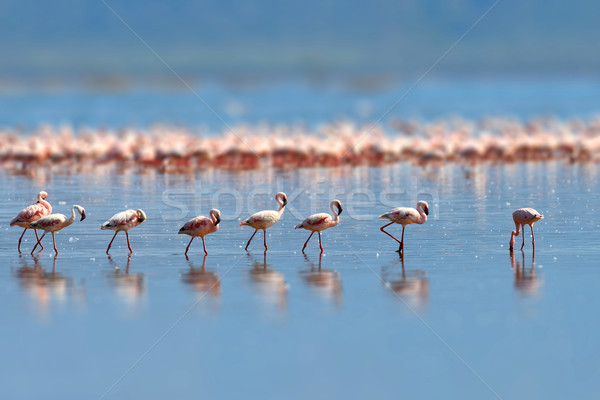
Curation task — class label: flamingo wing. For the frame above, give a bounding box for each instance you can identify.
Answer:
[11,202,50,225]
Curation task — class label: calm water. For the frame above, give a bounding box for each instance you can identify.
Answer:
[1,162,599,399]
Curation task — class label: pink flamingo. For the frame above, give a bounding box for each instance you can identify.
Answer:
[30,205,86,254]
[10,191,52,252]
[178,209,221,255]
[101,209,147,254]
[379,201,429,253]
[240,192,287,252]
[509,208,544,251]
[295,200,342,254]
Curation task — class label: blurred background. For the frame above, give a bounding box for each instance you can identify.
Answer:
[1,0,599,129]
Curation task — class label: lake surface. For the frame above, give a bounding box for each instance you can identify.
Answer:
[1,162,598,399]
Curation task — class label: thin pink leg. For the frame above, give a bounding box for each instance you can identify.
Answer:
[17,228,27,252]
[318,232,323,254]
[302,232,315,252]
[201,236,207,255]
[520,224,525,250]
[34,229,43,250]
[31,232,46,254]
[263,229,268,251]
[400,226,406,252]
[125,232,133,253]
[245,230,258,251]
[52,232,58,254]
[381,222,404,252]
[530,225,535,248]
[185,237,194,255]
[106,231,118,254]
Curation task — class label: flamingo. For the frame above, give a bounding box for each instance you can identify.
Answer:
[295,200,342,253]
[509,208,544,251]
[178,209,221,255]
[10,191,52,252]
[379,201,429,253]
[30,205,86,254]
[101,209,147,254]
[240,192,287,252]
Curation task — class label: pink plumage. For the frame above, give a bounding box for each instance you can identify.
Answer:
[30,205,86,254]
[509,208,544,251]
[10,191,52,252]
[178,209,221,255]
[379,200,429,253]
[101,209,147,254]
[240,192,287,252]
[295,200,342,254]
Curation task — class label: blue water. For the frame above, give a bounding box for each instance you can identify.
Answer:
[2,79,600,130]
[1,162,599,399]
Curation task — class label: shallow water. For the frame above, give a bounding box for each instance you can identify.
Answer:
[1,162,599,399]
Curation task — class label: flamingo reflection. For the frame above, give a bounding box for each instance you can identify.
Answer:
[14,254,84,315]
[181,255,221,297]
[247,252,287,309]
[381,253,429,307]
[300,254,342,304]
[106,255,145,305]
[510,250,543,296]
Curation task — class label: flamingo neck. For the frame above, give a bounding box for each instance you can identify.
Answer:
[277,198,286,213]
[68,206,78,224]
[210,211,219,225]
[38,196,51,213]
[416,205,428,224]
[330,203,340,222]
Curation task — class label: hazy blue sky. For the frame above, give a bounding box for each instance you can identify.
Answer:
[0,0,598,81]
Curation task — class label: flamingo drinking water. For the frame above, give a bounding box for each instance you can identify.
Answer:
[101,209,147,254]
[30,205,86,254]
[241,192,287,252]
[379,201,429,253]
[509,208,544,251]
[178,209,221,255]
[10,191,52,252]
[295,200,342,254]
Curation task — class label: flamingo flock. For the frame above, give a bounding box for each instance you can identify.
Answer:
[1,118,600,173]
[10,190,544,255]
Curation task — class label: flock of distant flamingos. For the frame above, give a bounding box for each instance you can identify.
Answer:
[10,190,544,255]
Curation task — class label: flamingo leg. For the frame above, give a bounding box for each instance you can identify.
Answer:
[530,224,535,248]
[318,231,323,254]
[263,229,268,251]
[17,228,27,252]
[520,224,525,250]
[31,232,46,254]
[245,229,258,251]
[34,229,43,250]
[106,231,118,254]
[399,226,406,253]
[302,232,315,252]
[52,232,58,254]
[381,222,404,252]
[185,237,194,255]
[125,231,133,253]
[202,236,208,255]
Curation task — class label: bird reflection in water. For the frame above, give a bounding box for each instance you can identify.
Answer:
[181,255,221,297]
[381,253,429,309]
[300,254,342,305]
[106,255,145,306]
[14,254,84,315]
[510,250,543,297]
[248,252,287,309]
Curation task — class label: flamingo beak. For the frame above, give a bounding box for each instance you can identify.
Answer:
[178,226,185,234]
[80,211,87,221]
[338,205,343,215]
[283,198,288,206]
[215,215,221,226]
[424,206,429,216]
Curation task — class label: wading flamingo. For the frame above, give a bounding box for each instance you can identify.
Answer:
[101,209,147,254]
[241,192,287,252]
[509,208,544,251]
[178,209,221,255]
[10,191,52,252]
[379,201,429,253]
[295,200,342,254]
[30,205,86,254]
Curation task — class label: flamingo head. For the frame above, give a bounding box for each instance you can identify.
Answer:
[136,209,147,222]
[210,209,221,226]
[332,199,343,215]
[276,192,287,207]
[38,191,48,201]
[417,201,429,215]
[74,205,86,221]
